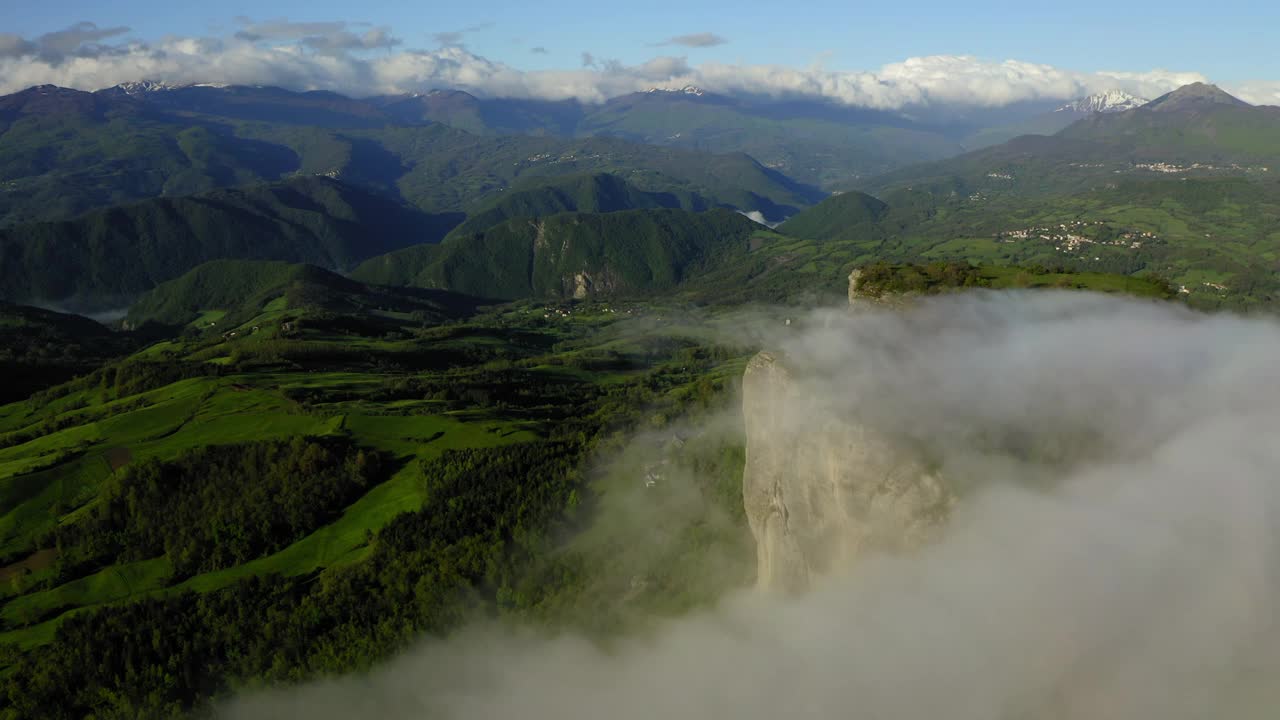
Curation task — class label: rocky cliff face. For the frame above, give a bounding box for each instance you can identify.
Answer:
[741,350,952,593]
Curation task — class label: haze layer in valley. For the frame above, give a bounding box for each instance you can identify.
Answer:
[223,291,1280,720]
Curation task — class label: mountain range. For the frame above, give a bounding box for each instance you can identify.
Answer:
[0,84,817,229]
[3,73,1279,719]
[861,83,1280,199]
[17,79,1079,190]
[2,81,1278,310]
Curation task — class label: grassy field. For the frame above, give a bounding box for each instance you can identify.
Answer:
[0,290,748,655]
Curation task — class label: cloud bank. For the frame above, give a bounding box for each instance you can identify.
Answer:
[0,20,1252,108]
[223,292,1280,719]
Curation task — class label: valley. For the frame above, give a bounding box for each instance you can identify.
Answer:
[0,36,1278,716]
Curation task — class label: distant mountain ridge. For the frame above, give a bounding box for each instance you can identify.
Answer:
[1142,82,1252,112]
[38,80,987,189]
[644,85,707,97]
[19,79,1252,197]
[0,83,816,226]
[1056,83,1276,156]
[965,90,1152,148]
[110,80,230,94]
[863,83,1280,201]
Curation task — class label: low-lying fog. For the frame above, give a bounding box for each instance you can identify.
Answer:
[223,291,1280,719]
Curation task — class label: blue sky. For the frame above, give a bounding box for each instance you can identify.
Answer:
[4,1,1278,107]
[9,0,1278,82]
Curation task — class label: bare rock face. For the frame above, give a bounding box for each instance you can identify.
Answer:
[847,268,863,305]
[742,351,952,592]
[572,272,592,300]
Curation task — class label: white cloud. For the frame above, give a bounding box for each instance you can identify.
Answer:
[1230,80,1280,106]
[0,22,1253,111]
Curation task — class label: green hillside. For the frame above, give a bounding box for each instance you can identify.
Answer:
[354,208,764,299]
[840,85,1280,307]
[0,86,299,226]
[337,126,820,220]
[442,172,706,239]
[125,259,479,328]
[784,174,1280,308]
[0,287,759,718]
[776,190,890,241]
[125,261,339,327]
[0,177,451,307]
[861,84,1280,202]
[850,261,1175,299]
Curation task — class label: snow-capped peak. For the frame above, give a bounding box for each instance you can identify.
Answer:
[113,80,183,94]
[1056,89,1148,113]
[645,85,706,97]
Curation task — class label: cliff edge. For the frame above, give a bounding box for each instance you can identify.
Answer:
[742,350,952,592]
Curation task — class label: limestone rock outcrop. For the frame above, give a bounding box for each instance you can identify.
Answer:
[742,351,952,592]
[847,268,863,305]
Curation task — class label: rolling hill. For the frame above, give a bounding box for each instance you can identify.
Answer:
[125,258,483,329]
[775,190,890,242]
[442,172,709,239]
[353,208,766,299]
[0,85,299,226]
[0,176,453,308]
[342,125,821,220]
